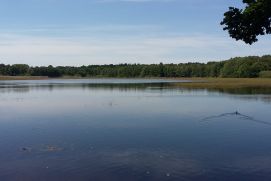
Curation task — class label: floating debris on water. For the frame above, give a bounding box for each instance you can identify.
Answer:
[21,147,31,152]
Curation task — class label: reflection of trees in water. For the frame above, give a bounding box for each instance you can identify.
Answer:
[0,87,30,93]
[180,87,271,95]
[215,87,271,95]
[230,95,271,104]
[207,87,271,104]
[201,111,271,126]
[0,83,172,93]
[1,82,271,103]
[175,87,271,104]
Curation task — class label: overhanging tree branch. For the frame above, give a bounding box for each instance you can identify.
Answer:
[221,0,271,44]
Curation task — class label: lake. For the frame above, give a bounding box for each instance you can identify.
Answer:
[0,79,271,181]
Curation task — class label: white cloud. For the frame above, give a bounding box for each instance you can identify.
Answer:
[0,27,270,66]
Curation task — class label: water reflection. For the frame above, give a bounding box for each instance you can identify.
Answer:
[0,79,271,181]
[1,79,271,104]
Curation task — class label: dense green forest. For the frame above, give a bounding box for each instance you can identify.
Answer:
[1,55,271,78]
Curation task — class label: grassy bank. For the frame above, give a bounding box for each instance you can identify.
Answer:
[0,76,48,80]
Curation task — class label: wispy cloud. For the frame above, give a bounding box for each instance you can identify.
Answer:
[0,31,270,66]
[0,24,270,66]
[1,24,163,36]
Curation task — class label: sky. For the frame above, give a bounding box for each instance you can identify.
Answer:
[0,0,270,66]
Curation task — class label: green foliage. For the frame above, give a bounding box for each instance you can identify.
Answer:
[10,64,29,76]
[1,55,271,78]
[0,64,29,76]
[30,65,60,77]
[221,0,271,44]
[220,56,271,78]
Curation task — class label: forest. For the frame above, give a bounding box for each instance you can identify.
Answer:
[1,55,271,78]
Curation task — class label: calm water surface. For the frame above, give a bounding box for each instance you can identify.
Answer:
[0,79,271,181]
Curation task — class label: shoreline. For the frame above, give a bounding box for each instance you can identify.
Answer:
[1,76,271,88]
[0,76,49,80]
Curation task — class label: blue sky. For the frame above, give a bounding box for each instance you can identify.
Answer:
[0,0,270,66]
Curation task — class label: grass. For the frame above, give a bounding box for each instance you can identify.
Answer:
[259,71,271,78]
[0,76,48,80]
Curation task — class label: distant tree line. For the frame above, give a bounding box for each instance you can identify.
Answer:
[1,55,271,78]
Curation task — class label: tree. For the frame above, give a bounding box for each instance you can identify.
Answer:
[9,64,29,76]
[221,0,271,44]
